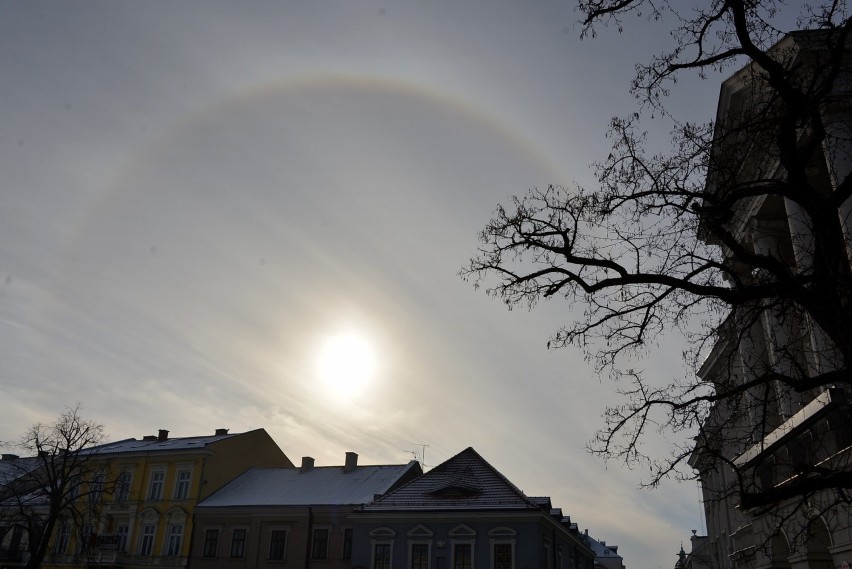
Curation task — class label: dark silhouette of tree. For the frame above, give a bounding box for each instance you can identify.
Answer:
[462,0,851,523]
[0,406,106,569]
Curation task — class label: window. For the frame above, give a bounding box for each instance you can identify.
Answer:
[148,471,165,500]
[174,470,191,500]
[411,543,429,569]
[203,529,219,558]
[493,543,512,569]
[55,523,70,554]
[166,524,183,556]
[116,524,129,553]
[373,543,391,569]
[78,524,93,553]
[268,530,287,560]
[230,529,247,558]
[342,528,353,560]
[311,528,329,559]
[140,524,156,556]
[89,474,104,504]
[116,472,131,501]
[453,543,472,569]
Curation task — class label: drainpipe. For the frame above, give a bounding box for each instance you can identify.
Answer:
[304,506,313,569]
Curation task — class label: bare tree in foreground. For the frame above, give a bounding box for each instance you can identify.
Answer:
[463,0,852,535]
[0,406,106,569]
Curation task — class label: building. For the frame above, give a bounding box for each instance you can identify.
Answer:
[190,452,421,569]
[585,531,625,569]
[690,30,852,569]
[2,428,292,569]
[349,447,596,569]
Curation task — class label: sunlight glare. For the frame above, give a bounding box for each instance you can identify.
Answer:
[316,331,377,396]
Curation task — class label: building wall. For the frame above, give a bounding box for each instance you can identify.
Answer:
[40,429,291,569]
[191,505,355,569]
[350,514,595,569]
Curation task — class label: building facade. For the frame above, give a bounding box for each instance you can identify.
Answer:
[349,447,597,569]
[690,30,852,569]
[2,428,292,569]
[190,452,421,569]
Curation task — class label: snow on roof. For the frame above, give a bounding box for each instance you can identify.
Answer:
[84,433,239,455]
[198,462,419,507]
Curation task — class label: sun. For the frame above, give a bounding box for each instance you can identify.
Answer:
[316,331,377,396]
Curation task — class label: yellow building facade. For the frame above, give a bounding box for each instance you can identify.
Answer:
[43,428,292,569]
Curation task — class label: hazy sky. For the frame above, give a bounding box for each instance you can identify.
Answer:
[0,2,731,567]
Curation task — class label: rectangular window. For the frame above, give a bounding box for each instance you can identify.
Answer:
[268,530,287,560]
[78,524,93,553]
[174,470,191,500]
[148,471,165,500]
[373,543,391,569]
[494,543,512,569]
[116,524,129,553]
[230,529,247,558]
[140,525,156,556]
[116,472,131,501]
[89,474,104,504]
[55,523,70,554]
[454,544,472,569]
[311,528,329,560]
[411,543,429,569]
[166,524,183,556]
[342,528,353,559]
[203,529,219,558]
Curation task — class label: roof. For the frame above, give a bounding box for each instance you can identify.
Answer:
[83,432,241,455]
[360,447,541,512]
[198,461,421,507]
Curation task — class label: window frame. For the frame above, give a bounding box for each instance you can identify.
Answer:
[165,523,183,557]
[173,469,192,500]
[370,527,396,569]
[147,469,165,501]
[139,524,156,556]
[268,529,288,561]
[342,527,353,560]
[311,527,330,560]
[116,471,132,502]
[55,522,71,554]
[230,528,248,558]
[449,524,476,569]
[202,528,220,559]
[488,527,516,569]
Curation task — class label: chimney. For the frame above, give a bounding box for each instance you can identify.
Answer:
[344,452,358,473]
[142,435,157,441]
[158,429,169,442]
[215,428,229,436]
[1,454,19,461]
[300,457,315,472]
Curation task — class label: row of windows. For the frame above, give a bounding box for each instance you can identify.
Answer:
[371,541,510,569]
[110,468,193,502]
[201,527,353,561]
[53,522,184,558]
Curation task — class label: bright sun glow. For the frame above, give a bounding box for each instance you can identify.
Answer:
[316,331,377,396]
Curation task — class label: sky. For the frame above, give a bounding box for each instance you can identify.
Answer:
[0,2,732,568]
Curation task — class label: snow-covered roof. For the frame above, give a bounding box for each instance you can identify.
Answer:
[198,462,420,507]
[84,432,239,455]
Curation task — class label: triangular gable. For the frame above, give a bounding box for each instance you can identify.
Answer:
[361,447,540,512]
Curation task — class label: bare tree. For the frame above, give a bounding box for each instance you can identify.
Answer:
[462,0,852,535]
[0,406,106,569]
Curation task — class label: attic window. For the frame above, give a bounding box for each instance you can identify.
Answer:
[429,485,481,497]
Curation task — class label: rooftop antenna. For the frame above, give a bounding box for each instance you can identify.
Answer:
[409,443,430,469]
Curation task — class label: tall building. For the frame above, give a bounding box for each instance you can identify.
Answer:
[690,30,852,569]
